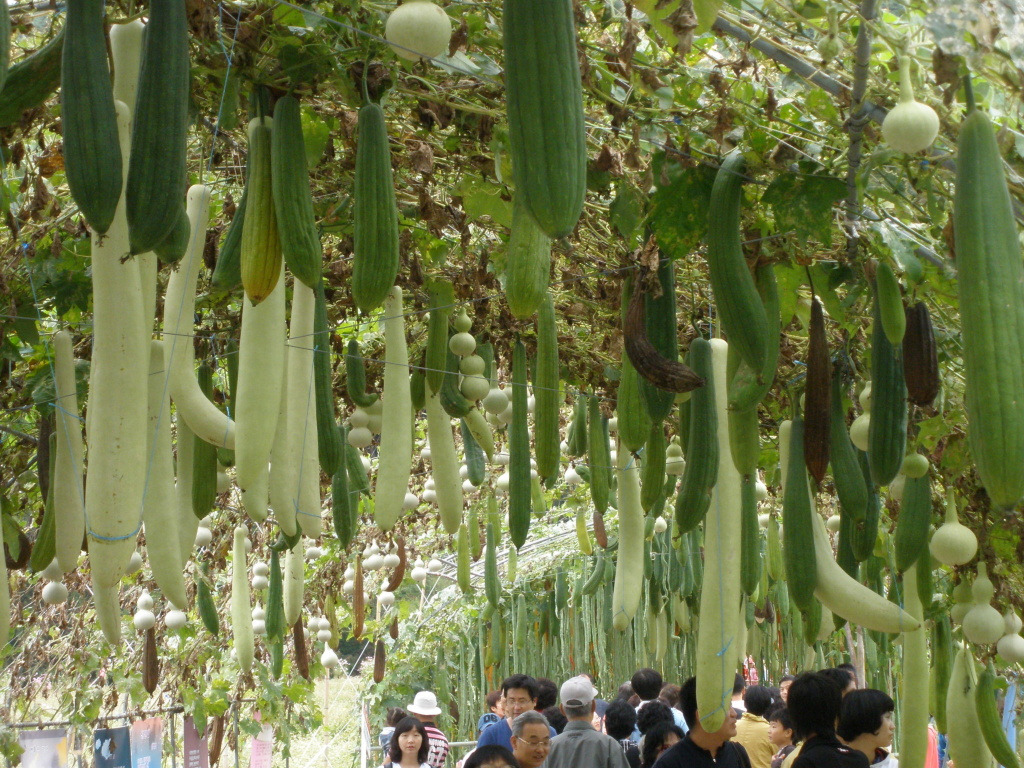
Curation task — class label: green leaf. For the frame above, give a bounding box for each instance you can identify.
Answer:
[775,262,803,329]
[609,184,644,246]
[456,179,512,228]
[301,107,331,168]
[649,154,716,259]
[761,173,846,245]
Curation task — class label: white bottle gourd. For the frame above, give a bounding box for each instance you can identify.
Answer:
[695,338,742,733]
[930,489,978,566]
[162,184,235,449]
[996,611,1024,663]
[881,52,940,154]
[962,563,1005,645]
[86,100,148,646]
[175,415,198,565]
[235,261,287,522]
[141,341,187,609]
[51,329,85,574]
[231,526,254,672]
[291,281,321,537]
[899,564,929,768]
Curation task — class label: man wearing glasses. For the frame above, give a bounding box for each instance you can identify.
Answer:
[510,712,553,768]
[477,675,557,752]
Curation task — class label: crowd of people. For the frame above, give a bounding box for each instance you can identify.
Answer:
[378,663,944,768]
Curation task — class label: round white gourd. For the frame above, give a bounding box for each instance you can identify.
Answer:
[349,408,370,429]
[889,473,906,502]
[754,480,768,500]
[379,590,396,607]
[384,552,401,568]
[1005,610,1024,635]
[252,618,267,635]
[165,609,188,630]
[403,492,420,509]
[42,581,69,605]
[564,465,582,485]
[460,375,491,401]
[367,411,383,435]
[881,57,940,154]
[364,554,385,571]
[306,546,323,559]
[253,561,270,577]
[126,551,144,575]
[251,575,269,591]
[493,452,510,466]
[342,579,355,594]
[321,647,341,669]
[482,388,509,414]
[653,517,668,534]
[411,566,428,582]
[427,558,443,573]
[137,590,155,611]
[422,489,437,503]
[757,513,771,528]
[252,606,266,621]
[460,355,485,376]
[133,609,157,631]
[665,454,685,475]
[997,633,1024,663]
[901,453,930,479]
[194,526,213,548]
[826,515,842,533]
[849,413,871,452]
[317,628,333,643]
[449,332,476,357]
[421,446,432,462]
[41,559,62,582]
[930,493,978,566]
[462,479,476,492]
[348,426,373,448]
[963,603,1005,645]
[495,472,511,492]
[459,464,469,479]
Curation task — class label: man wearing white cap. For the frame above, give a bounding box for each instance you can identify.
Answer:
[407,691,450,768]
[546,676,629,768]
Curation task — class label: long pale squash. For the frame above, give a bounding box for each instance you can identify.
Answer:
[695,338,742,734]
[291,282,322,538]
[163,185,235,449]
[504,197,551,319]
[86,102,148,643]
[141,341,187,609]
[374,287,416,530]
[425,389,464,534]
[110,20,144,114]
[899,564,929,768]
[174,414,199,565]
[503,0,586,239]
[954,104,1024,511]
[235,262,287,522]
[125,0,189,254]
[52,329,85,573]
[61,0,122,234]
[610,438,644,630]
[269,346,296,536]
[533,292,560,482]
[231,526,254,672]
[282,544,304,627]
[945,644,992,768]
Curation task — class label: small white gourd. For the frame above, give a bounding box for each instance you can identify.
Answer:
[849,413,871,452]
[962,563,1004,645]
[881,54,940,154]
[825,515,842,533]
[321,647,341,669]
[165,609,188,630]
[564,465,582,485]
[42,581,69,605]
[950,578,973,626]
[929,490,978,566]
[133,609,157,631]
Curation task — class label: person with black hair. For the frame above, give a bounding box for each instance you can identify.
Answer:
[818,667,857,697]
[778,676,795,704]
[639,722,684,768]
[461,745,520,768]
[786,673,868,768]
[380,707,407,754]
[633,669,665,702]
[384,717,431,768]
[766,707,796,768]
[652,676,751,767]
[732,673,748,716]
[837,690,897,767]
[478,691,504,736]
[476,675,557,752]
[636,701,675,735]
[836,663,859,690]
[734,686,776,768]
[542,705,567,734]
[603,699,640,768]
[535,678,558,711]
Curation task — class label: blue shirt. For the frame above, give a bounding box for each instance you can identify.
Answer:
[475,718,557,752]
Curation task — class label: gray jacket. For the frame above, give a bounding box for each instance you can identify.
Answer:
[547,720,630,768]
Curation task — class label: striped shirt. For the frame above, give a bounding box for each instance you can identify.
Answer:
[423,724,449,768]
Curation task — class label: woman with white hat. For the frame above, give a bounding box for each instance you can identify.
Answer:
[407,690,450,768]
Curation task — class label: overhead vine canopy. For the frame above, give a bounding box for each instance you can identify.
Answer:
[1,0,1024,759]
